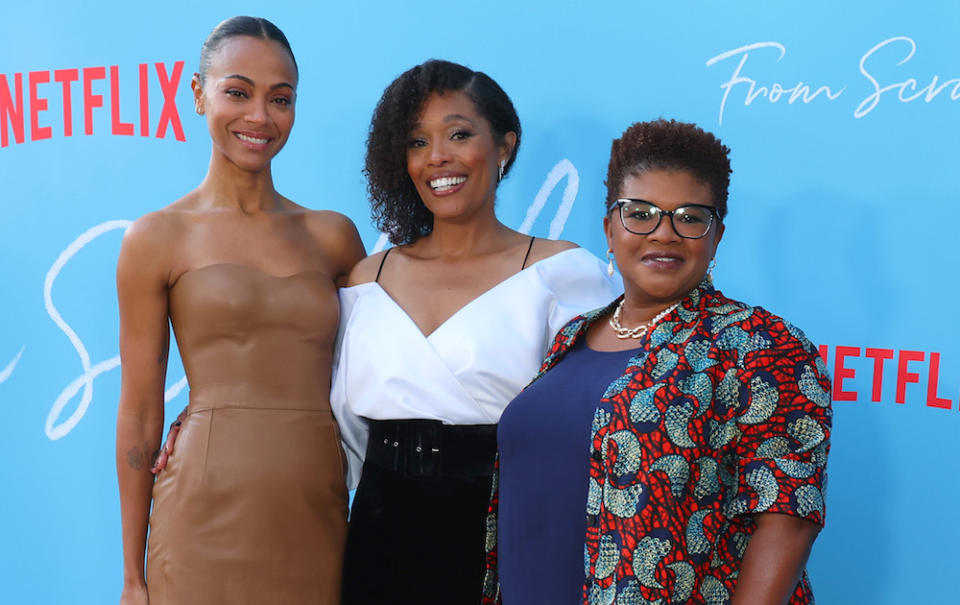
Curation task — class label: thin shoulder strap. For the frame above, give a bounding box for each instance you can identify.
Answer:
[520,236,536,270]
[375,248,392,283]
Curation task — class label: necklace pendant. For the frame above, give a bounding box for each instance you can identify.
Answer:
[608,300,679,341]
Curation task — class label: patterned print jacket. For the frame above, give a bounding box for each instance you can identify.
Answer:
[483,280,832,604]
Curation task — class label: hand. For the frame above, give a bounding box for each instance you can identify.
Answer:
[119,583,149,605]
[150,408,186,474]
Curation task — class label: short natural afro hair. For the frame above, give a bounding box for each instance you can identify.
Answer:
[364,59,521,245]
[605,119,731,219]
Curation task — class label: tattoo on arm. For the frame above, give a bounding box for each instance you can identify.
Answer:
[126,441,156,471]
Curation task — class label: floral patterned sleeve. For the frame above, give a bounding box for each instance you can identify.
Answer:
[481,454,502,605]
[726,312,833,525]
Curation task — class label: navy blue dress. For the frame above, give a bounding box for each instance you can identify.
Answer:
[497,339,642,604]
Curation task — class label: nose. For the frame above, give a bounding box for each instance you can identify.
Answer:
[648,211,682,243]
[427,138,450,165]
[245,99,269,124]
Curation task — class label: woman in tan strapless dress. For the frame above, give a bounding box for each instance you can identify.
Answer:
[115,17,364,605]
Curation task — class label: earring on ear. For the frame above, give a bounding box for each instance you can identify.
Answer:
[708,257,717,281]
[606,249,615,276]
[498,160,505,182]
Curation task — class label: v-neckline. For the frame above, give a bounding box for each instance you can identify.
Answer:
[359,248,580,339]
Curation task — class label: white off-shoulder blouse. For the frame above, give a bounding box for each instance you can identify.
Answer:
[330,247,621,488]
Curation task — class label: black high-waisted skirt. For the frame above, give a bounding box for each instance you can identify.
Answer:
[341,419,497,605]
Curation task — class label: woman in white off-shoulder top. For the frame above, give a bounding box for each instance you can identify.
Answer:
[333,60,618,605]
[333,246,616,488]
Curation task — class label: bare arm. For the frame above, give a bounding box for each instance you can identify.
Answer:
[323,211,366,287]
[521,237,578,266]
[311,210,367,288]
[731,512,821,605]
[116,216,172,602]
[346,250,387,287]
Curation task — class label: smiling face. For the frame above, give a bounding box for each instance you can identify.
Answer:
[405,91,515,224]
[192,36,297,173]
[605,169,724,308]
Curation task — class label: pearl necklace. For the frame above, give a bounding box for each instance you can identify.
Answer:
[608,301,679,340]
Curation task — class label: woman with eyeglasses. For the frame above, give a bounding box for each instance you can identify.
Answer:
[483,119,832,605]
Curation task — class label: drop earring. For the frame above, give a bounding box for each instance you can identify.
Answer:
[606,249,615,276]
[708,257,716,281]
[498,160,505,182]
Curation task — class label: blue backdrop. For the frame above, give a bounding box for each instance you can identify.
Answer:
[1,1,957,602]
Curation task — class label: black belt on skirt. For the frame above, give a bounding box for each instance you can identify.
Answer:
[364,419,497,479]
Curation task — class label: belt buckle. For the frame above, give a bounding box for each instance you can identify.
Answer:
[413,422,440,478]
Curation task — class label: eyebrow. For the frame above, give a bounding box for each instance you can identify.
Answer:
[411,113,478,130]
[617,198,717,210]
[222,74,295,90]
[443,113,476,124]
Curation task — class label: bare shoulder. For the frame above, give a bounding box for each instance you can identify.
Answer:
[120,207,187,263]
[295,208,360,246]
[301,208,358,234]
[117,204,192,290]
[125,190,206,241]
[525,238,579,266]
[347,249,389,286]
[300,209,366,285]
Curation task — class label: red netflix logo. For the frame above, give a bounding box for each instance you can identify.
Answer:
[819,345,956,409]
[0,61,186,147]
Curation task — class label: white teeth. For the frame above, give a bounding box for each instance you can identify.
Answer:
[429,176,467,190]
[655,257,677,261]
[236,133,269,144]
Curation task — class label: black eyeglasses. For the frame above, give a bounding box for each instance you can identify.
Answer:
[610,199,719,239]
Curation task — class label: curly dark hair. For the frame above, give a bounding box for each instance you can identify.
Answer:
[365,60,522,245]
[198,16,297,85]
[605,119,732,219]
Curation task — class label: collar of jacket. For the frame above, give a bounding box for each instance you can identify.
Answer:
[532,276,716,381]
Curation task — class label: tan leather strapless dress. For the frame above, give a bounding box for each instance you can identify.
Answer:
[146,263,348,604]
